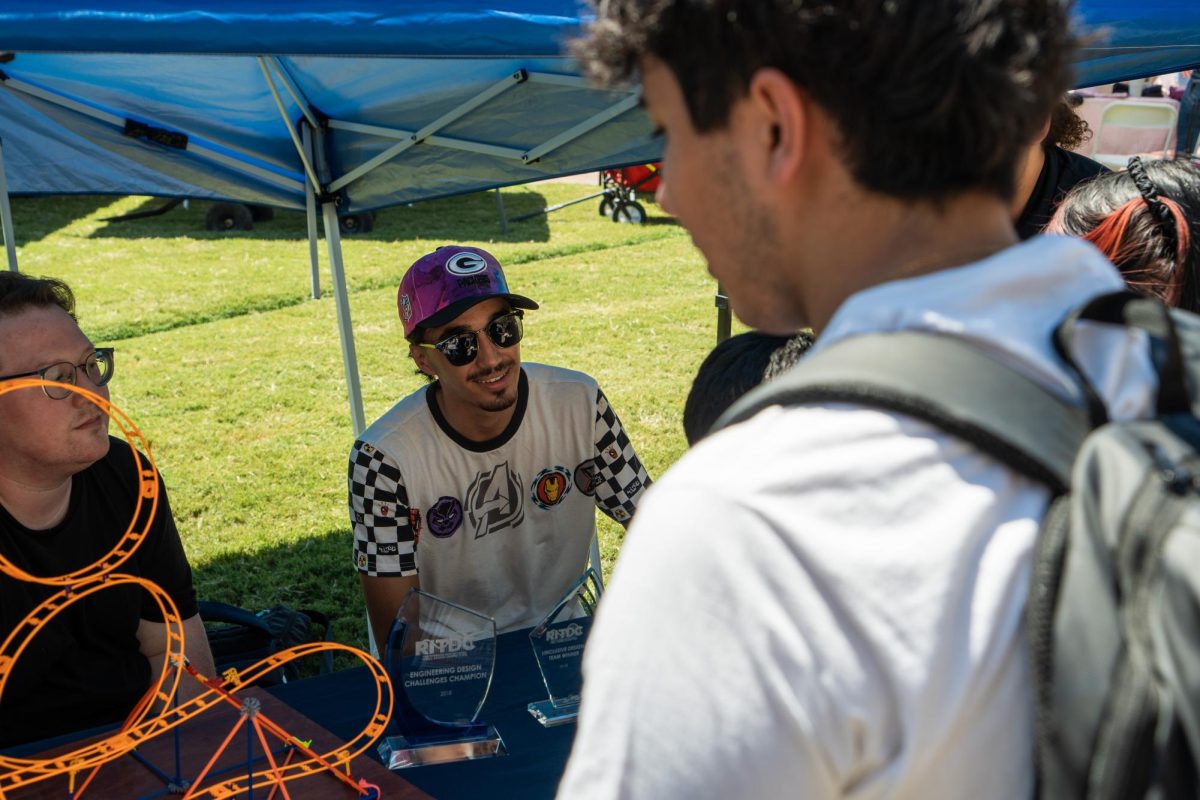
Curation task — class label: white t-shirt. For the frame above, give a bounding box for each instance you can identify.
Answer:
[559,236,1157,799]
[351,363,651,633]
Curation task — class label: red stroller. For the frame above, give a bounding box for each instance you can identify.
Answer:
[598,163,661,223]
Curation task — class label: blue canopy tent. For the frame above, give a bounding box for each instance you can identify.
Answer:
[0,0,1197,431]
[0,2,663,432]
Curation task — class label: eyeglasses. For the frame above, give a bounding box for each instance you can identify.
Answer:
[0,348,115,400]
[418,311,524,367]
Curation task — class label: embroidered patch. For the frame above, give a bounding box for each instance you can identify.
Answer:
[409,507,422,537]
[606,446,619,460]
[357,552,368,569]
[531,466,572,510]
[428,496,464,538]
[612,507,629,521]
[445,251,488,275]
[573,460,599,496]
[399,294,413,322]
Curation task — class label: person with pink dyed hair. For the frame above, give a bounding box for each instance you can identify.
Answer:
[1049,157,1200,311]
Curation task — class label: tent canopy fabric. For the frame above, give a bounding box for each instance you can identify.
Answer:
[1075,1,1200,86]
[0,2,660,212]
[0,1,1197,213]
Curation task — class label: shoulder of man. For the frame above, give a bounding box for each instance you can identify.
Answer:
[357,384,434,445]
[522,362,602,403]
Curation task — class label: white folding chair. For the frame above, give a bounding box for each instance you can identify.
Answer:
[1090,99,1179,170]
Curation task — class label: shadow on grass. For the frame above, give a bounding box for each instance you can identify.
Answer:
[5,195,119,247]
[81,189,558,243]
[191,527,370,669]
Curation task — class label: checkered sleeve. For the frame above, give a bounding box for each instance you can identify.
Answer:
[592,387,652,526]
[349,439,418,578]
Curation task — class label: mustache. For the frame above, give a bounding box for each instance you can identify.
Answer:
[468,361,513,382]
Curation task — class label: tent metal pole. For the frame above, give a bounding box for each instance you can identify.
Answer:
[495,188,508,233]
[310,124,365,434]
[257,57,321,192]
[716,283,731,344]
[0,138,17,272]
[328,119,525,160]
[328,70,528,193]
[321,201,364,434]
[265,57,319,129]
[3,75,306,193]
[301,123,321,300]
[523,92,640,163]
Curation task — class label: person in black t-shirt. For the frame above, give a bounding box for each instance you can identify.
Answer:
[1013,99,1110,239]
[682,330,814,446]
[0,273,214,748]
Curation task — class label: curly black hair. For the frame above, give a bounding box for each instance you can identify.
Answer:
[1047,99,1093,151]
[574,0,1078,202]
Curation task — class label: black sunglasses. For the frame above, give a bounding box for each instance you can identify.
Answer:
[0,347,115,400]
[418,311,524,367]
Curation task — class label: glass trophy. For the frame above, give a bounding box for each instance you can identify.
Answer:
[527,568,603,727]
[378,590,507,769]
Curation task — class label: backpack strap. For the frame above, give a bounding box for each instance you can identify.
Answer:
[1053,291,1190,420]
[714,330,1091,494]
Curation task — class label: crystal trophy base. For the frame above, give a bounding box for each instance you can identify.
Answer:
[527,697,579,728]
[379,722,506,769]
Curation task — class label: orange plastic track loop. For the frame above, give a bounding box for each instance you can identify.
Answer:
[0,384,394,798]
[0,379,158,588]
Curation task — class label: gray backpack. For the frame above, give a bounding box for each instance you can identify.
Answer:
[717,291,1200,799]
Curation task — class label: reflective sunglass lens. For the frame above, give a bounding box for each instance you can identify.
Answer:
[486,315,523,348]
[440,334,478,366]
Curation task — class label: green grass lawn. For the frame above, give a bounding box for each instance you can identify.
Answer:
[6,185,743,655]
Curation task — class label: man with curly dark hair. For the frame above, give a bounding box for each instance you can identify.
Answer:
[559,2,1160,798]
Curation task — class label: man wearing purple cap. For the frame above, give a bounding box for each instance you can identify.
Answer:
[349,245,651,642]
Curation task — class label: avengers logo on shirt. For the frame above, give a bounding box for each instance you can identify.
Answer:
[531,466,572,510]
[465,462,524,539]
[428,496,464,538]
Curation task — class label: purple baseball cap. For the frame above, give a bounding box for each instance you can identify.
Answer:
[397,246,538,339]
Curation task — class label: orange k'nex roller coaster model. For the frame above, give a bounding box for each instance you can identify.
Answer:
[0,379,394,799]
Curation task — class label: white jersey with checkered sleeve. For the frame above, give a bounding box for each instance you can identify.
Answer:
[349,363,650,633]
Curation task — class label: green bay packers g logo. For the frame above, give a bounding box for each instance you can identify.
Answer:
[445,251,488,275]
